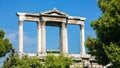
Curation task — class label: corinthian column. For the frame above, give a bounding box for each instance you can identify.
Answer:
[37,21,42,55]
[17,13,26,57]
[80,24,85,55]
[18,18,24,57]
[60,22,68,54]
[41,21,46,55]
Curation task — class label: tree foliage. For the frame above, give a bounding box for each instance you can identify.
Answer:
[103,43,120,68]
[85,37,109,65]
[0,29,12,57]
[2,55,44,68]
[85,0,120,67]
[2,54,73,68]
[45,54,73,68]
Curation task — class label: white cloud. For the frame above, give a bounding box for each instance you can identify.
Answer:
[23,33,37,46]
[23,34,37,53]
[2,29,37,52]
[5,29,18,43]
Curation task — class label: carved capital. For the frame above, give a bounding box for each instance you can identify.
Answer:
[19,15,25,21]
[37,21,41,29]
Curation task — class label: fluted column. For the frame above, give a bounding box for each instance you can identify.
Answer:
[17,13,26,57]
[41,21,46,54]
[37,21,42,55]
[80,24,85,55]
[60,22,68,54]
[18,18,24,57]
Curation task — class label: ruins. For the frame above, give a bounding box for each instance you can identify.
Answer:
[17,8,102,68]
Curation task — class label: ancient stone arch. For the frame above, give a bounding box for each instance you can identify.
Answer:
[16,8,86,56]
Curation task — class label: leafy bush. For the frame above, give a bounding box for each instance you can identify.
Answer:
[2,54,73,68]
[45,54,73,68]
[2,55,44,68]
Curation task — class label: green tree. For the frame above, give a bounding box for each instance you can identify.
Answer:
[45,54,73,68]
[2,54,73,68]
[2,55,44,68]
[0,29,12,57]
[85,0,120,67]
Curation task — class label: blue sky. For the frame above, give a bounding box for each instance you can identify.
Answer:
[0,0,101,54]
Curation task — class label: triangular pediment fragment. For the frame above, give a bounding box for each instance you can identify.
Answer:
[40,8,68,16]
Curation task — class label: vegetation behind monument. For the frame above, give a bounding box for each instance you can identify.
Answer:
[85,0,120,67]
[0,29,12,57]
[2,54,73,68]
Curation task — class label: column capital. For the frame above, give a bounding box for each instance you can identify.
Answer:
[41,20,46,26]
[80,23,84,26]
[40,18,46,23]
[79,20,85,26]
[80,24,85,30]
[61,22,67,28]
[17,13,26,21]
[37,21,41,29]
[19,15,25,21]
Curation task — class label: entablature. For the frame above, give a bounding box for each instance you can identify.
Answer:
[16,8,86,24]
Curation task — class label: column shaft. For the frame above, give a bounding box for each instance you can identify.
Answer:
[37,21,42,55]
[60,22,68,54]
[80,24,85,55]
[18,20,23,56]
[41,21,46,54]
